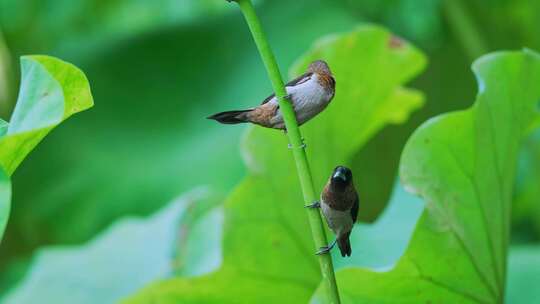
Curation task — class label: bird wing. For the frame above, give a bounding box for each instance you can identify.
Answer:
[350,194,359,223]
[260,72,313,105]
[286,72,313,87]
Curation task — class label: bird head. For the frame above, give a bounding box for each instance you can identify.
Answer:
[308,60,332,75]
[330,165,353,189]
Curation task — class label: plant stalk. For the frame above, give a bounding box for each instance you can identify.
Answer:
[231,0,341,303]
[442,0,489,61]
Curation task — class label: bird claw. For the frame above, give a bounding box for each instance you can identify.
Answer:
[288,138,306,149]
[282,93,292,100]
[305,201,320,209]
[316,247,331,255]
[315,239,337,255]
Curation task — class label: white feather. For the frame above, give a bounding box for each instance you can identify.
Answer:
[320,199,353,237]
[268,74,333,128]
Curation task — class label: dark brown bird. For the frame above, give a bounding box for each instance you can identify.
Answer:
[207,60,335,130]
[307,166,359,257]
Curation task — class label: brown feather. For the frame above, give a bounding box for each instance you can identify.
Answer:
[317,73,336,93]
[321,180,357,211]
[246,102,279,128]
[337,231,352,257]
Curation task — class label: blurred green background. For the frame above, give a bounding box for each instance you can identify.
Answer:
[1,0,539,302]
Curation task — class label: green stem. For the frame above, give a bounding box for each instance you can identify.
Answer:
[231,1,341,303]
[442,0,489,61]
[0,29,12,118]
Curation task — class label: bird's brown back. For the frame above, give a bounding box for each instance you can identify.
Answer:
[246,102,279,128]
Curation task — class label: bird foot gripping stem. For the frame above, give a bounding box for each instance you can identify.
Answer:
[316,239,337,255]
[305,201,320,209]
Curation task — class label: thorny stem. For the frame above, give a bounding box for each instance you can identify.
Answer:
[229,0,341,303]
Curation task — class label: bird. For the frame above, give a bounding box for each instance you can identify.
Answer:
[306,166,359,257]
[207,60,335,130]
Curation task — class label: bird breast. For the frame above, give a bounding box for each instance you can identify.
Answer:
[270,74,334,127]
[320,201,353,236]
[289,74,333,124]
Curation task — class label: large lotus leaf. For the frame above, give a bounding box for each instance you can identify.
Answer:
[1,190,217,304]
[311,49,540,303]
[332,181,424,271]
[0,55,93,239]
[341,0,540,233]
[332,182,540,303]
[123,24,426,303]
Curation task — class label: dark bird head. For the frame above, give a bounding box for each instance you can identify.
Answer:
[330,166,353,189]
[308,60,332,76]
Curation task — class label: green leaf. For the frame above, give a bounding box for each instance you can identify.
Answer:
[0,55,93,239]
[173,194,224,277]
[506,245,540,303]
[2,190,213,304]
[124,25,426,303]
[351,89,425,222]
[333,180,424,271]
[311,50,540,303]
[0,55,93,174]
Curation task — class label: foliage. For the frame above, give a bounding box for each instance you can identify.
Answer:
[0,0,230,60]
[1,1,540,303]
[124,24,426,304]
[0,1,359,277]
[2,190,218,304]
[0,55,93,239]
[311,49,540,303]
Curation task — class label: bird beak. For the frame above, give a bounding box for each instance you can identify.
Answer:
[333,171,347,182]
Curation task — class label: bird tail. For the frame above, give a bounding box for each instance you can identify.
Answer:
[337,232,352,257]
[207,109,252,124]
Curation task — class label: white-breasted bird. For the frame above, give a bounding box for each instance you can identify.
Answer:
[207,60,335,130]
[307,166,359,257]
